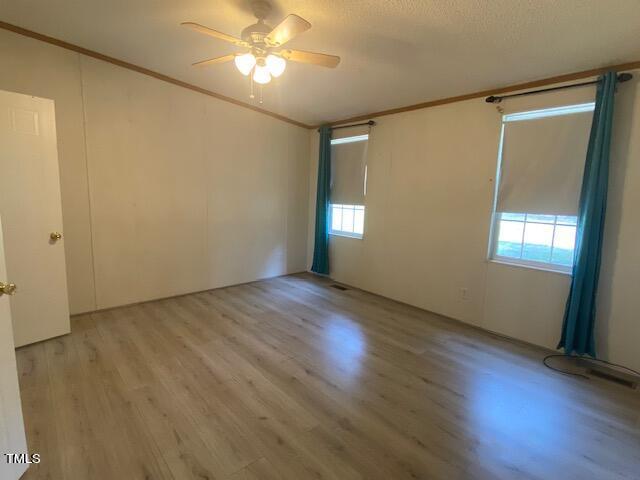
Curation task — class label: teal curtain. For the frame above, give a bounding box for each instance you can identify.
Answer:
[558,72,617,357]
[311,125,331,274]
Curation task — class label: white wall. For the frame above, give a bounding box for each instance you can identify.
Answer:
[0,29,310,313]
[308,72,640,371]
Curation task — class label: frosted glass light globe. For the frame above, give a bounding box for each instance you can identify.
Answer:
[234,53,256,76]
[253,64,272,84]
[266,54,286,77]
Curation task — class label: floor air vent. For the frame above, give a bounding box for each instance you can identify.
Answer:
[331,284,348,291]
[587,368,637,389]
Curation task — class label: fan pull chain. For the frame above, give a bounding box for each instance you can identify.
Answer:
[259,85,263,104]
[250,70,255,99]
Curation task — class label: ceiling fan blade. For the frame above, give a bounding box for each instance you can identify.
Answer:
[192,54,236,68]
[181,22,248,47]
[279,49,340,68]
[264,14,311,47]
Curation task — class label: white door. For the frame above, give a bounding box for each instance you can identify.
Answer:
[0,90,70,347]
[0,216,29,480]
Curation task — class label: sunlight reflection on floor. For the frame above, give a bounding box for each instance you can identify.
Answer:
[322,316,366,384]
[468,369,572,474]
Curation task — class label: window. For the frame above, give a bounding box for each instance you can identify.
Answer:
[329,134,368,239]
[493,213,577,272]
[330,204,365,238]
[489,103,594,273]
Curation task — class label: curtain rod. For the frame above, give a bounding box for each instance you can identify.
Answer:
[485,72,633,104]
[317,120,376,132]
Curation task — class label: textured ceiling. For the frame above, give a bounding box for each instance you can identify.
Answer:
[1,0,640,126]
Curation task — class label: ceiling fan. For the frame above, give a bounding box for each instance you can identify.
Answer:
[182,0,340,99]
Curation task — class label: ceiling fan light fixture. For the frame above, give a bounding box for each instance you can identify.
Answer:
[253,63,272,84]
[234,53,256,76]
[266,54,286,77]
[183,8,340,99]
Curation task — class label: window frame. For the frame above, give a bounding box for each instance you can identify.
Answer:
[487,103,593,275]
[490,213,577,274]
[328,134,369,240]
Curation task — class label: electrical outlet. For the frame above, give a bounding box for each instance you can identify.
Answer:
[459,287,468,301]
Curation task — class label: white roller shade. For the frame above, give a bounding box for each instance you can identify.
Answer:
[497,109,593,215]
[331,124,370,140]
[500,84,595,115]
[331,137,368,205]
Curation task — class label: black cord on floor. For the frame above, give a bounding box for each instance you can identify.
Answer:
[543,355,589,379]
[543,354,640,380]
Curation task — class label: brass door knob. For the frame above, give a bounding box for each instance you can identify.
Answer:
[0,282,17,296]
[50,232,62,241]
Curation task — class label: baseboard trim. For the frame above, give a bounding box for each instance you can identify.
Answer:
[71,270,308,317]
[305,270,558,357]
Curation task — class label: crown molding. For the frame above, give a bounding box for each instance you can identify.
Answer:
[318,60,640,129]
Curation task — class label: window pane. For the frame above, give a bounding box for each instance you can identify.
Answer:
[500,212,526,222]
[342,206,354,233]
[331,205,343,232]
[353,208,364,234]
[525,214,555,224]
[496,220,524,258]
[522,222,553,262]
[551,225,576,266]
[329,204,365,237]
[556,215,578,226]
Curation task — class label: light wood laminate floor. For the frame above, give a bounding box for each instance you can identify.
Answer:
[16,273,640,480]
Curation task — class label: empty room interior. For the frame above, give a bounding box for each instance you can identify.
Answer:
[1,1,640,479]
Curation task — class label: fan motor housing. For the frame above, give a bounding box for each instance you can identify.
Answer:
[241,21,272,45]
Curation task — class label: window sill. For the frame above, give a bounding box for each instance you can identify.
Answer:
[489,258,572,276]
[329,232,363,240]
